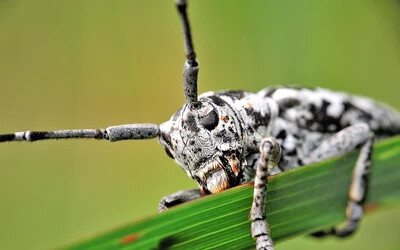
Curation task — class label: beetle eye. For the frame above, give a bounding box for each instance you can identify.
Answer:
[165,147,174,159]
[200,110,219,130]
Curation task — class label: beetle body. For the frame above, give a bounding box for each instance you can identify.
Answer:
[159,86,400,194]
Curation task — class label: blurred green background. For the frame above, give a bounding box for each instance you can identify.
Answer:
[0,0,399,249]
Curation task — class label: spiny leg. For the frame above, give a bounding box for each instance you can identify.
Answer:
[303,123,374,237]
[158,188,203,212]
[0,124,159,143]
[250,137,281,250]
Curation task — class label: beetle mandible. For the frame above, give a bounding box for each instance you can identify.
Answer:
[1,1,400,249]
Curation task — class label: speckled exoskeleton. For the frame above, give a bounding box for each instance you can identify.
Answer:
[1,1,400,249]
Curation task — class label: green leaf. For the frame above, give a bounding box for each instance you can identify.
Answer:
[65,136,400,250]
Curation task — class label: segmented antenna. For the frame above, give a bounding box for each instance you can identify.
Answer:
[175,0,199,107]
[0,124,160,143]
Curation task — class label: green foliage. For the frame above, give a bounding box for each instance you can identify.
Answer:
[66,136,400,250]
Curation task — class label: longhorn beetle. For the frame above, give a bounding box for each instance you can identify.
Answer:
[1,1,400,249]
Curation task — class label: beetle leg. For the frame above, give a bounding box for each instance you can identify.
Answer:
[158,188,203,212]
[250,137,281,250]
[304,123,374,237]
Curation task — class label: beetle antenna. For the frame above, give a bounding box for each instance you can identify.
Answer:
[0,124,160,143]
[175,0,199,107]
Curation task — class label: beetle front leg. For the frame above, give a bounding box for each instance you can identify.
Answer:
[158,188,203,212]
[250,137,281,250]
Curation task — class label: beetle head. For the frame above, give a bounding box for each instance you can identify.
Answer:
[159,96,247,194]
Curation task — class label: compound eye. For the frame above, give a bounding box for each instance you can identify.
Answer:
[200,109,219,130]
[165,147,174,159]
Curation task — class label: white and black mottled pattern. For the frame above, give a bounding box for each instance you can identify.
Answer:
[158,86,400,193]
